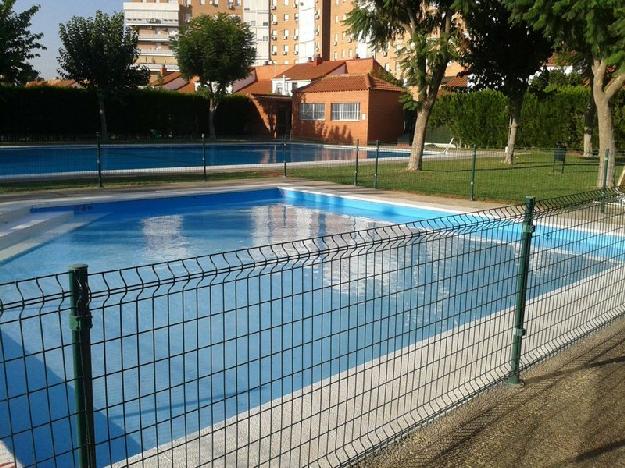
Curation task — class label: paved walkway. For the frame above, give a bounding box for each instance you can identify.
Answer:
[361,314,625,468]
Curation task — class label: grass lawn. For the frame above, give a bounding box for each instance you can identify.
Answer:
[289,151,623,203]
[2,151,621,203]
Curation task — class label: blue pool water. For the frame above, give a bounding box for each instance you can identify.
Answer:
[0,143,407,178]
[0,188,452,280]
[0,188,621,467]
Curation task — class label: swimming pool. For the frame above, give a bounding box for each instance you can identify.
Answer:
[0,143,411,180]
[0,188,621,467]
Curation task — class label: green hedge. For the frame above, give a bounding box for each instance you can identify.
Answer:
[0,86,260,138]
[429,86,625,149]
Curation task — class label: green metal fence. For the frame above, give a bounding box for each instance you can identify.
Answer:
[1,189,625,467]
[2,137,623,203]
[288,145,625,202]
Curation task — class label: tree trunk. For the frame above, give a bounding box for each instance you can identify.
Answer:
[594,92,616,187]
[407,104,433,171]
[582,86,595,158]
[592,60,625,187]
[505,98,521,165]
[208,98,217,140]
[97,92,108,141]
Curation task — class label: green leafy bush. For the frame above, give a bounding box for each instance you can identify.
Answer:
[429,87,625,149]
[0,86,257,139]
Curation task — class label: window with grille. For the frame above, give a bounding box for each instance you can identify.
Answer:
[331,103,360,121]
[300,103,325,120]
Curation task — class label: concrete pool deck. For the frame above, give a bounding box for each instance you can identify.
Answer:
[0,177,501,212]
[360,311,625,468]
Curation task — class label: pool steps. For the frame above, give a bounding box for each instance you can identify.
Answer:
[0,211,73,250]
[0,209,107,263]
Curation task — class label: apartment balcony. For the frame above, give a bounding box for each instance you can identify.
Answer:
[138,33,178,42]
[125,18,180,28]
[139,48,176,57]
[145,63,180,72]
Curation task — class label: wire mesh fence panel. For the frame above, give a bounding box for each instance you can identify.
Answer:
[2,190,625,467]
[0,273,81,467]
[520,190,625,368]
[2,140,624,200]
[84,210,526,467]
[291,146,625,202]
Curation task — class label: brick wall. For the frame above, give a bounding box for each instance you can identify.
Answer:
[292,90,369,144]
[367,90,404,143]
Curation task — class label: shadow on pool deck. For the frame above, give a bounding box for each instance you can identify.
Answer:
[360,314,625,468]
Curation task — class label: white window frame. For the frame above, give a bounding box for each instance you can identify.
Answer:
[331,103,360,121]
[300,103,325,121]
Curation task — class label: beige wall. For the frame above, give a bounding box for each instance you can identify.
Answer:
[270,0,299,63]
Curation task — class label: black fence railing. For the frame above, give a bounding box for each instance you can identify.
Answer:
[1,137,623,203]
[1,189,625,467]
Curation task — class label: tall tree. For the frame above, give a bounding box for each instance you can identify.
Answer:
[505,0,625,187]
[58,11,148,140]
[174,14,255,140]
[346,1,463,171]
[461,0,552,164]
[0,0,44,85]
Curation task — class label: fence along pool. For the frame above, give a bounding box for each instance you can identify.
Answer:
[1,189,625,467]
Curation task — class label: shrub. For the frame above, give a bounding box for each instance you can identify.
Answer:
[429,86,625,149]
[0,86,257,139]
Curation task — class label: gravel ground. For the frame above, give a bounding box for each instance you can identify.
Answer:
[360,315,625,468]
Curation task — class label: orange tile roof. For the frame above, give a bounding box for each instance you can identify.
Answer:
[344,57,383,75]
[25,79,78,88]
[237,80,273,95]
[297,74,404,93]
[444,75,469,88]
[278,60,346,80]
[159,71,183,86]
[255,63,291,80]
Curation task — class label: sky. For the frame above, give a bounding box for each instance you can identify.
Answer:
[15,0,121,79]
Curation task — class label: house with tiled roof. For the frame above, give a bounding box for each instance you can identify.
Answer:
[271,58,347,96]
[292,73,405,144]
[236,56,405,142]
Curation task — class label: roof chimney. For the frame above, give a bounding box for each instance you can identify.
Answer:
[160,65,167,76]
[314,55,322,65]
[355,54,360,60]
[307,56,313,62]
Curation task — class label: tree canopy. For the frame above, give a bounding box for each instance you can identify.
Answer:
[505,0,625,186]
[346,0,463,170]
[461,0,552,163]
[0,0,44,85]
[174,13,256,139]
[58,11,147,93]
[58,11,148,138]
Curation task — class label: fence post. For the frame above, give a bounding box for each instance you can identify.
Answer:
[69,264,96,468]
[353,139,359,186]
[470,145,477,201]
[202,133,207,181]
[508,196,536,386]
[96,133,103,188]
[283,137,287,177]
[374,140,380,189]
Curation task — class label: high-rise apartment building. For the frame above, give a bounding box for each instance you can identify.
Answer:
[123,1,182,74]
[124,0,258,78]
[124,0,456,81]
